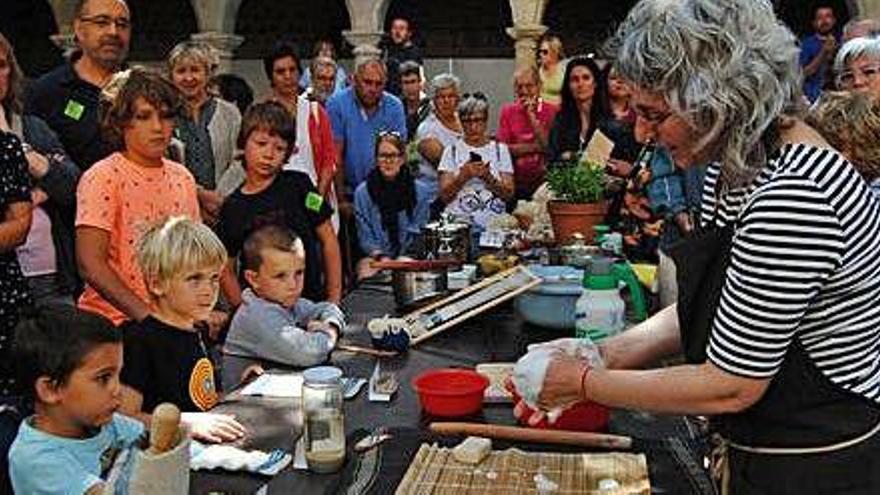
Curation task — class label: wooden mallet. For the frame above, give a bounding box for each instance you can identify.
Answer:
[149,403,181,455]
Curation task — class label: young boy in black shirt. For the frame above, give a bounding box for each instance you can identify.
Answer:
[216,101,342,306]
[119,217,247,443]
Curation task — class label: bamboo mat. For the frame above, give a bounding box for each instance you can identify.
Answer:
[395,443,650,494]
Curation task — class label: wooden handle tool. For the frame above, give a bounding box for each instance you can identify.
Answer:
[338,343,399,357]
[370,259,461,271]
[149,403,181,455]
[429,422,633,450]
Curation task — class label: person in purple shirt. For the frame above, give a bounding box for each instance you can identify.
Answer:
[326,58,406,218]
[799,4,840,102]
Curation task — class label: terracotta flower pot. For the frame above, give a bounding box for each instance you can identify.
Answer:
[547,200,607,243]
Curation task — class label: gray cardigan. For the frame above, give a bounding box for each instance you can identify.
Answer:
[222,289,346,388]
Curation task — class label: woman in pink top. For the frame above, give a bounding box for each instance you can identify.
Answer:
[76,68,200,326]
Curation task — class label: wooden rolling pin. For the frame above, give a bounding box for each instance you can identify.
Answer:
[370,259,461,271]
[429,422,633,450]
[149,403,181,455]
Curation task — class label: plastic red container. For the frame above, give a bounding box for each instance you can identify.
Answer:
[510,388,610,432]
[412,368,490,417]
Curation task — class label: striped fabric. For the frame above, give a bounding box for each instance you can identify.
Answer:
[701,143,880,402]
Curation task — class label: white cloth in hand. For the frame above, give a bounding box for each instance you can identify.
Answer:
[190,442,292,476]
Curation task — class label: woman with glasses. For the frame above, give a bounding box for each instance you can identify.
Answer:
[354,132,431,279]
[834,36,880,97]
[538,34,566,106]
[523,1,880,493]
[438,94,514,230]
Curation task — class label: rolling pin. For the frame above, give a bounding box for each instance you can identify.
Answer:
[370,259,461,271]
[149,403,181,455]
[429,422,633,450]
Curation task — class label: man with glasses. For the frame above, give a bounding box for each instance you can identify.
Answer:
[835,36,880,98]
[26,0,131,171]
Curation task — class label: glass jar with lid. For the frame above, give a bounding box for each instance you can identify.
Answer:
[302,366,346,473]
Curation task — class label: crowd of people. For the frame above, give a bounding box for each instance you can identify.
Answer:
[2,0,880,492]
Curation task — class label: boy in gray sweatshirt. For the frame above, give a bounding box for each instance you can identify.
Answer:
[223,225,345,388]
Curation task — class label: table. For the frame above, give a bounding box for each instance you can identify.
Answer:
[191,282,714,494]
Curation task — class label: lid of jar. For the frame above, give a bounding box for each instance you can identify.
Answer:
[304,366,343,384]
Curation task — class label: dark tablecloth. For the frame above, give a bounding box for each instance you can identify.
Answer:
[191,283,715,494]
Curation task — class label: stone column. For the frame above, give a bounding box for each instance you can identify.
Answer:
[856,0,880,18]
[506,0,550,69]
[342,31,384,66]
[506,25,548,70]
[47,0,80,55]
[343,0,390,66]
[189,0,244,72]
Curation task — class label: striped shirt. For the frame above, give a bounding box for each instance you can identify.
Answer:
[702,143,880,402]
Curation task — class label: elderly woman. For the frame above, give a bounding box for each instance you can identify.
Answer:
[0,34,79,308]
[834,36,880,96]
[438,94,514,230]
[537,34,566,106]
[354,132,432,279]
[525,1,880,493]
[167,41,241,223]
[416,73,463,199]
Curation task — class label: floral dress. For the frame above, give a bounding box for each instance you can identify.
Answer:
[0,132,33,397]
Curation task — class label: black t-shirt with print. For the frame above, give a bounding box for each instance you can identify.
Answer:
[121,316,219,413]
[215,170,333,301]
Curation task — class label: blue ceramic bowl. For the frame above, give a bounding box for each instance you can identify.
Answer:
[515,265,584,330]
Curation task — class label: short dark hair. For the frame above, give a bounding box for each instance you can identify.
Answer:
[263,41,301,82]
[399,60,422,80]
[237,101,296,156]
[13,307,120,401]
[214,73,254,115]
[100,67,184,152]
[242,225,302,272]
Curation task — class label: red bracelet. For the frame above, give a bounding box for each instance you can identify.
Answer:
[579,364,592,402]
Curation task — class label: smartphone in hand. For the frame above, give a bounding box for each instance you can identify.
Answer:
[469,151,483,163]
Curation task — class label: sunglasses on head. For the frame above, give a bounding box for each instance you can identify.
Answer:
[462,92,488,102]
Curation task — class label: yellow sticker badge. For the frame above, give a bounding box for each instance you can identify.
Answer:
[189,357,218,411]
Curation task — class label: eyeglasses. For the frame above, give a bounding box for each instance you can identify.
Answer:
[79,15,131,31]
[537,49,550,56]
[634,106,674,127]
[377,152,403,162]
[376,130,402,139]
[837,64,880,87]
[460,116,488,124]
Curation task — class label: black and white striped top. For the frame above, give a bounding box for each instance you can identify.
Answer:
[702,143,880,402]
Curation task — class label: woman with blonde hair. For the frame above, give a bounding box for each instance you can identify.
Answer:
[167,41,242,223]
[526,0,880,492]
[537,34,566,106]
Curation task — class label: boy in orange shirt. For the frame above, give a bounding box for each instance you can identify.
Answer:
[76,68,200,326]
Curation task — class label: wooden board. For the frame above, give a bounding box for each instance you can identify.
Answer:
[395,443,650,495]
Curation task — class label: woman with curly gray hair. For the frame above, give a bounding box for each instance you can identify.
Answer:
[520,1,880,492]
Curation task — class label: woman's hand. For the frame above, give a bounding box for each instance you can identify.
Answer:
[606,158,634,178]
[182,412,247,443]
[537,353,591,411]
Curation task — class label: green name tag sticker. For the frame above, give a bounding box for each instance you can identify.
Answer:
[64,100,85,121]
[305,192,324,212]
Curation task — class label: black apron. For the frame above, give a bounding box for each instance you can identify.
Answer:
[668,223,880,494]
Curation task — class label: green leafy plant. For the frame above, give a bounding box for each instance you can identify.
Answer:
[546,159,606,204]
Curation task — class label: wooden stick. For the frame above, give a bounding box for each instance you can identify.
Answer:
[337,343,398,357]
[410,275,541,345]
[407,265,525,319]
[429,422,633,450]
[370,259,461,271]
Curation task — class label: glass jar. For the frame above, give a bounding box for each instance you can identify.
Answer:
[302,366,346,473]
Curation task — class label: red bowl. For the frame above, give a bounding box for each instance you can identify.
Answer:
[412,368,490,417]
[510,388,610,432]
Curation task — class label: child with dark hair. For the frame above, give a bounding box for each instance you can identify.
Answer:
[216,101,342,307]
[222,225,344,387]
[76,67,200,326]
[8,306,143,494]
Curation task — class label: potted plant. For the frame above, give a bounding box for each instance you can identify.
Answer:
[545,159,608,242]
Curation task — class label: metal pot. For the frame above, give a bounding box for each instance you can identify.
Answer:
[392,270,448,308]
[423,219,472,262]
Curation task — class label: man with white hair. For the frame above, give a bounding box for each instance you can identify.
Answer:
[26,0,130,170]
[307,56,339,105]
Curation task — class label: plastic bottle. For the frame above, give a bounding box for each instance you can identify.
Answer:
[574,258,626,342]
